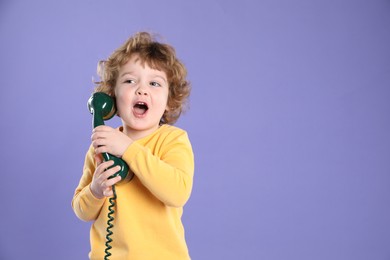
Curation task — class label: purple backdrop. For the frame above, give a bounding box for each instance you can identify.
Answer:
[1,0,389,259]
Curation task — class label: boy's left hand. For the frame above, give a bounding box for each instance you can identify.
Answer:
[91,125,133,158]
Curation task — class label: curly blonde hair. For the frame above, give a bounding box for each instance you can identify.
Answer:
[94,32,191,125]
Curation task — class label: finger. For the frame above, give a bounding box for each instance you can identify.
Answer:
[91,132,99,142]
[103,187,113,197]
[93,125,113,133]
[105,175,122,187]
[94,145,110,155]
[96,160,115,177]
[92,138,105,149]
[101,165,121,180]
[91,130,108,142]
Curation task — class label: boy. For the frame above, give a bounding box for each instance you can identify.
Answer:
[72,32,194,259]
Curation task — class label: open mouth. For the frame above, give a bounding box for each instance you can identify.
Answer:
[133,101,149,116]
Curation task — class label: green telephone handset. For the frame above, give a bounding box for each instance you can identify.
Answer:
[87,92,132,259]
[87,92,133,181]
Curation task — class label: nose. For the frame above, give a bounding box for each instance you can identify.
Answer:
[136,86,148,96]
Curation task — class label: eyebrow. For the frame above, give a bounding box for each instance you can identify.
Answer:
[119,72,167,84]
[119,72,135,78]
[153,74,168,84]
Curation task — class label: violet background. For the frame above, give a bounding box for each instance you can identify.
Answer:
[0,0,389,259]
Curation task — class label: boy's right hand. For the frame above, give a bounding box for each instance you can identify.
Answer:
[90,154,122,199]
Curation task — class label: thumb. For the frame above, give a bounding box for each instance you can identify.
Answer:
[94,153,103,166]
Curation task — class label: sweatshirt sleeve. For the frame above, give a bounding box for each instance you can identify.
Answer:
[122,130,194,208]
[71,145,106,222]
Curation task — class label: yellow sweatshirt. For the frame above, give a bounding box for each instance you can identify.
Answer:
[72,124,194,259]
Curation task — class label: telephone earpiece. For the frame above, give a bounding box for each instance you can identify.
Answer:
[88,92,116,127]
[88,92,132,181]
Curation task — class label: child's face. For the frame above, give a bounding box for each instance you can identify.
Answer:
[114,54,169,139]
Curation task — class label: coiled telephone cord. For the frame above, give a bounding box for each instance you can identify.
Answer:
[104,185,117,260]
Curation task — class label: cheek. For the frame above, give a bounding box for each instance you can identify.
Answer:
[116,96,131,113]
[114,96,128,117]
[162,89,169,106]
[160,94,169,111]
[115,87,132,107]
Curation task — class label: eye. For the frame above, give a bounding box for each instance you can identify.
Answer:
[124,79,135,84]
[150,81,161,87]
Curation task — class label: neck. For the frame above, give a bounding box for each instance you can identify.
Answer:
[122,124,161,141]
